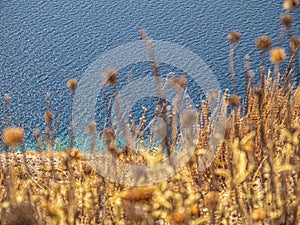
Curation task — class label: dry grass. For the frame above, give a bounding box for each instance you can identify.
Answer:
[1,3,300,225]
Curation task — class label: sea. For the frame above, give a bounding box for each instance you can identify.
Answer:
[0,0,299,150]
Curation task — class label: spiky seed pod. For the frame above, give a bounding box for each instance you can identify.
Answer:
[270,48,286,64]
[256,35,272,51]
[67,78,78,91]
[283,0,299,10]
[280,14,293,27]
[228,95,240,107]
[44,110,53,124]
[290,36,300,53]
[227,31,241,44]
[252,208,266,221]
[101,68,118,86]
[2,127,25,147]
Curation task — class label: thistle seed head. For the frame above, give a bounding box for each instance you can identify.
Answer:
[270,48,286,64]
[256,35,272,51]
[101,69,118,86]
[280,13,293,27]
[67,78,78,92]
[227,31,241,44]
[2,126,25,147]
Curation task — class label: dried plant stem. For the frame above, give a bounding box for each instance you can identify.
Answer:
[259,51,266,89]
[70,89,76,148]
[229,44,238,94]
[279,27,286,47]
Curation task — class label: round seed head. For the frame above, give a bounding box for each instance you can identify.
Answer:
[101,69,118,86]
[290,36,300,53]
[228,95,240,108]
[256,35,272,51]
[2,127,25,147]
[270,48,286,64]
[283,0,299,10]
[67,79,78,91]
[280,14,293,27]
[227,31,241,44]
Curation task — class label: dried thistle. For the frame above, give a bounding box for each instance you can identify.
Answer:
[2,127,25,147]
[270,48,286,64]
[290,36,300,53]
[44,110,53,124]
[227,31,241,44]
[228,95,240,107]
[283,0,299,10]
[101,68,118,86]
[280,13,293,27]
[67,78,78,92]
[256,35,272,51]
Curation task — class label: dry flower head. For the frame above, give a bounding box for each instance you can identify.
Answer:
[280,13,293,27]
[270,48,286,64]
[283,0,299,10]
[67,78,78,91]
[228,95,240,107]
[227,31,241,44]
[256,35,272,51]
[101,68,118,86]
[2,126,25,147]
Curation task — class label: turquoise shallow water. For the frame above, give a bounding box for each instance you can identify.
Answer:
[0,0,299,149]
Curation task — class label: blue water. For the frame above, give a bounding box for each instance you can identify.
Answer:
[0,0,299,149]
